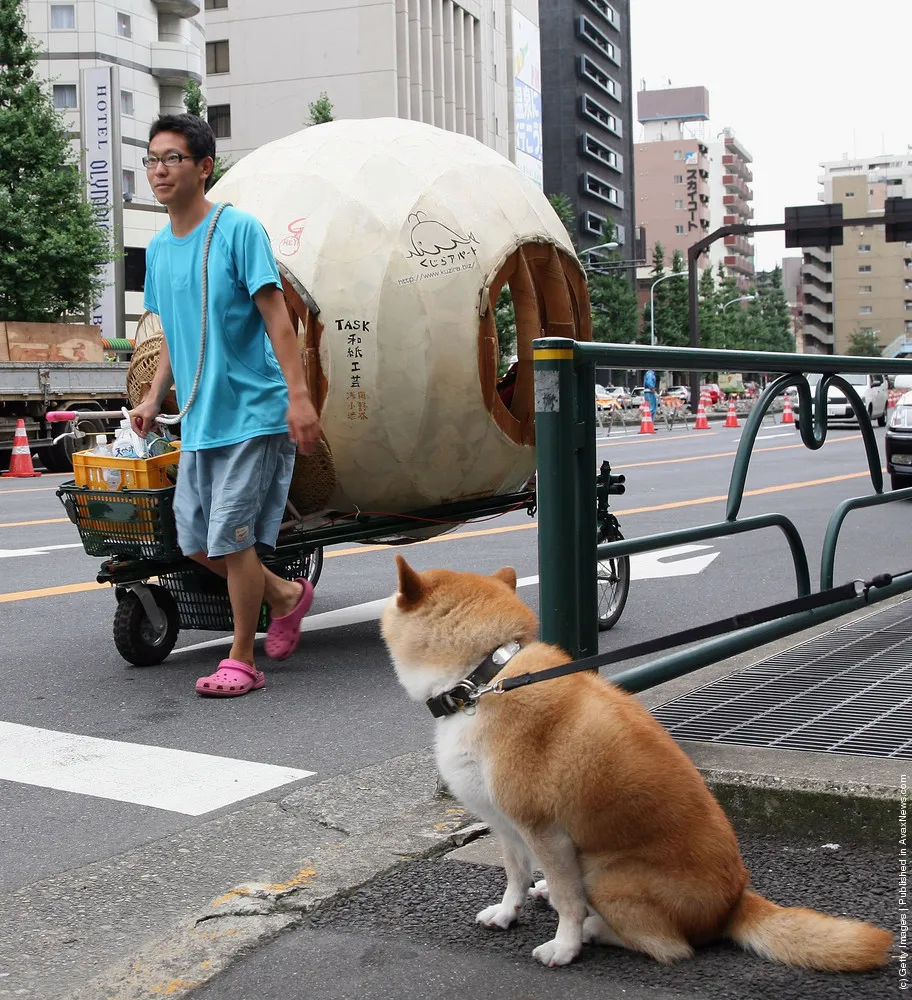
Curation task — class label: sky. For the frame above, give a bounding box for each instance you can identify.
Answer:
[629,0,912,271]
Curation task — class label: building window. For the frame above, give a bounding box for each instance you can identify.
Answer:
[675,225,685,234]
[581,172,622,207]
[122,169,135,200]
[673,150,683,160]
[859,306,873,314]
[206,40,230,75]
[674,199,684,210]
[124,247,146,293]
[579,133,622,173]
[117,12,132,38]
[905,279,912,291]
[858,244,871,253]
[52,84,77,110]
[581,210,607,238]
[845,191,855,198]
[581,0,618,27]
[205,0,228,8]
[577,56,620,102]
[673,174,683,184]
[120,90,134,117]
[906,301,912,312]
[579,94,621,136]
[50,4,76,29]
[576,16,619,65]
[209,104,231,138]
[858,265,872,273]
[859,285,872,293]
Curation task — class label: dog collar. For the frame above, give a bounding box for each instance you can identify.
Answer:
[425,641,522,718]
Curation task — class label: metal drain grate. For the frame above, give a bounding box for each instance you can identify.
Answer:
[651,599,912,759]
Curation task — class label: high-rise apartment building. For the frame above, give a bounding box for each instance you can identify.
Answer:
[203,0,541,183]
[707,128,754,287]
[810,154,912,356]
[24,0,203,333]
[633,86,711,262]
[538,0,634,250]
[633,86,755,286]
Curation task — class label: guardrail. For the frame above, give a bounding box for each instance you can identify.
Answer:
[533,339,912,690]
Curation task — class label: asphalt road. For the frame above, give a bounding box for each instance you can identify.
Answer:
[0,421,905,908]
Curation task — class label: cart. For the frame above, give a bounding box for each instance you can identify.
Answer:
[49,411,630,665]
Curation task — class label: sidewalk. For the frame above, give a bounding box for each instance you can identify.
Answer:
[47,599,905,1000]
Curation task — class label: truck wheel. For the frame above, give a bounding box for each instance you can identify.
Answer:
[43,418,103,472]
[113,585,179,666]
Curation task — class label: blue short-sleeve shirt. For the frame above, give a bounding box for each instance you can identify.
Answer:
[144,204,288,451]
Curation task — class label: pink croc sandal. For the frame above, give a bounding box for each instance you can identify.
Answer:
[196,658,265,697]
[265,578,314,661]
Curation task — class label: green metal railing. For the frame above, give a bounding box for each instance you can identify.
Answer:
[534,339,912,689]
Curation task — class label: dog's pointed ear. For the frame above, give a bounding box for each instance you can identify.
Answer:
[492,567,517,591]
[395,554,424,607]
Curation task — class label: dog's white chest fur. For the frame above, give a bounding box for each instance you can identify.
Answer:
[435,713,501,823]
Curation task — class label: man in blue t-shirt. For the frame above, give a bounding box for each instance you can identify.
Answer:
[130,114,321,698]
[644,369,658,420]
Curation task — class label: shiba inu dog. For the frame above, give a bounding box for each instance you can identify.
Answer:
[380,556,893,971]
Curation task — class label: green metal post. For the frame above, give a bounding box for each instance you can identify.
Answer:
[575,356,599,657]
[535,337,584,656]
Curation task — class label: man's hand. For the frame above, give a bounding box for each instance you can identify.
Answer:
[287,391,321,455]
[129,398,160,438]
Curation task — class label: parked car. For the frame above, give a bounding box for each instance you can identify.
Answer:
[700,383,722,405]
[664,385,691,404]
[886,376,912,491]
[793,372,889,429]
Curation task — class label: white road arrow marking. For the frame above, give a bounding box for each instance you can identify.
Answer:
[0,543,84,559]
[627,543,720,580]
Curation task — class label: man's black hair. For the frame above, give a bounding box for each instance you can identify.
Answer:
[148,114,217,190]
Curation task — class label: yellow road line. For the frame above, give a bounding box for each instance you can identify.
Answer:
[0,468,878,603]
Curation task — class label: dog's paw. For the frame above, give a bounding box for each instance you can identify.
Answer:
[528,878,550,903]
[476,902,520,930]
[582,913,623,947]
[532,937,581,967]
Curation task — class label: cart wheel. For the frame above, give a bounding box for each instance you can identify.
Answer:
[301,546,324,587]
[113,585,179,666]
[597,523,630,632]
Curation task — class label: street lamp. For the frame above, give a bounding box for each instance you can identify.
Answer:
[581,241,619,263]
[722,294,756,312]
[649,271,688,346]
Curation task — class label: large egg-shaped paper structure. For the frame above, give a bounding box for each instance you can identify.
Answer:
[210,118,591,521]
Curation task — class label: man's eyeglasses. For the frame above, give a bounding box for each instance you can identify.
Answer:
[142,153,198,169]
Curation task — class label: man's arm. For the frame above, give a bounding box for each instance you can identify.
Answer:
[254,285,321,455]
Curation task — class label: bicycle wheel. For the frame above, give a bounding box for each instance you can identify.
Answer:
[597,523,630,631]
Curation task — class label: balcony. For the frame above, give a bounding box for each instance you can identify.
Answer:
[151,0,200,15]
[722,154,752,183]
[801,298,834,325]
[801,280,833,303]
[804,244,832,265]
[150,41,202,85]
[723,194,753,219]
[724,255,754,276]
[723,175,754,201]
[724,235,754,257]
[802,318,835,347]
[801,259,832,285]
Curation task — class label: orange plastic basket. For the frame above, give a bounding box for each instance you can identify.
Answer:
[72,444,181,491]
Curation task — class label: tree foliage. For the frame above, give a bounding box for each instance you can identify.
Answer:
[587,220,638,344]
[641,243,689,346]
[181,79,232,185]
[307,92,334,125]
[548,192,576,248]
[846,328,884,357]
[0,0,110,322]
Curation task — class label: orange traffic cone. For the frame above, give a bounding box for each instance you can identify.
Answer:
[694,398,710,430]
[638,400,656,435]
[781,395,795,424]
[723,397,739,428]
[2,419,41,478]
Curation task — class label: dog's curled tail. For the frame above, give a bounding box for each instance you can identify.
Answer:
[724,889,892,972]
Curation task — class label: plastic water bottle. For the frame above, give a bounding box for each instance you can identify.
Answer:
[90,434,120,490]
[112,419,138,459]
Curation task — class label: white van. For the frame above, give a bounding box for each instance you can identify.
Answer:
[794,372,889,429]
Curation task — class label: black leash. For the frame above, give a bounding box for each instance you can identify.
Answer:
[486,572,901,697]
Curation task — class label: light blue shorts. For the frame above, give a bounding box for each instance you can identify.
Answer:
[173,433,296,559]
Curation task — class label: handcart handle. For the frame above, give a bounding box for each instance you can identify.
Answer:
[46,410,130,422]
